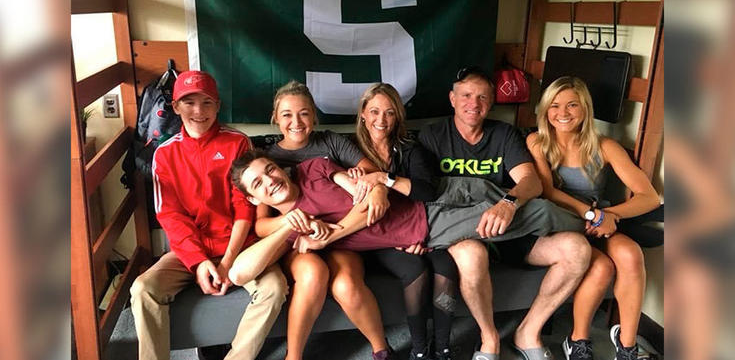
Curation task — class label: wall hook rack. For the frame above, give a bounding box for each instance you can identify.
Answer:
[604,1,619,49]
[575,25,588,48]
[562,2,575,44]
[588,26,602,49]
[563,1,622,50]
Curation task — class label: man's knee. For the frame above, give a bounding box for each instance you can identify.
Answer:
[556,232,591,273]
[448,239,488,268]
[252,267,289,305]
[230,262,260,287]
[130,273,160,303]
[448,239,490,285]
[130,275,147,301]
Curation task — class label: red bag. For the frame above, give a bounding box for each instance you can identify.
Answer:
[494,67,530,103]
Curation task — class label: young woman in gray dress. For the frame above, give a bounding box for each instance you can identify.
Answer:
[526,77,660,360]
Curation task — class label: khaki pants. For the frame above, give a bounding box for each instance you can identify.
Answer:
[130,252,288,360]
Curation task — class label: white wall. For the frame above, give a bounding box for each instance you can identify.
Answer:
[129,0,187,41]
[71,13,138,259]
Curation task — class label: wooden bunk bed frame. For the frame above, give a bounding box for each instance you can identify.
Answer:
[71,1,151,359]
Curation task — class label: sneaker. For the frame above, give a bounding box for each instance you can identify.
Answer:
[562,336,593,360]
[610,325,638,360]
[434,347,453,360]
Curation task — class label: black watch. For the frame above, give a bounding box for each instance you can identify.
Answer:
[501,194,518,207]
[385,172,396,188]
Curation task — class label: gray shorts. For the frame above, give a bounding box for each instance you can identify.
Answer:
[425,177,584,249]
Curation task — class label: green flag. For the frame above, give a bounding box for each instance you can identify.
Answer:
[191,0,497,123]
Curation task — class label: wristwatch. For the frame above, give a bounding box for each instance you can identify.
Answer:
[385,172,396,188]
[501,193,518,207]
[584,201,598,221]
[584,207,597,221]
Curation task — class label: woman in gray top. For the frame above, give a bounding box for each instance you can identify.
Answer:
[527,77,660,360]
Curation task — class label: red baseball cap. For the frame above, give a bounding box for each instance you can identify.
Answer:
[173,70,219,101]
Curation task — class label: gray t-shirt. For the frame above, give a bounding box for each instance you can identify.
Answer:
[264,130,364,169]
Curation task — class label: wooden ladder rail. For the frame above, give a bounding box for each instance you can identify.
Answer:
[71,0,152,359]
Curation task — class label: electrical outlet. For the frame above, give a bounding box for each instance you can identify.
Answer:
[103,94,120,118]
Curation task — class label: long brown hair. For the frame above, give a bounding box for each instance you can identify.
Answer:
[534,76,602,183]
[355,83,409,171]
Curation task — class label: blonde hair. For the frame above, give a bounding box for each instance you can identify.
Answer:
[355,83,409,171]
[271,80,319,125]
[534,76,602,183]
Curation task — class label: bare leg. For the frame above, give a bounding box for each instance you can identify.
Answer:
[605,234,646,347]
[325,250,388,352]
[447,239,500,354]
[283,251,330,360]
[515,232,591,349]
[570,248,615,341]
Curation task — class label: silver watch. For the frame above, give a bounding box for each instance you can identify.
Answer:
[584,208,596,221]
[584,201,598,221]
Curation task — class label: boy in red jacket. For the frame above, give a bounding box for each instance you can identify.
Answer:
[130,71,290,360]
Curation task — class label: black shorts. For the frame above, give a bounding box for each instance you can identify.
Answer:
[491,234,540,268]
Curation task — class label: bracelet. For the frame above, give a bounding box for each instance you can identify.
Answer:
[591,210,605,227]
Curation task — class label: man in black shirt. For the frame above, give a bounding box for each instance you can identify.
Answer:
[419,67,590,360]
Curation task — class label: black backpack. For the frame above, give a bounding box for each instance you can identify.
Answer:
[121,60,182,227]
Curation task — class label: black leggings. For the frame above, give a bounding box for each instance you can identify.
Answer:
[365,248,458,352]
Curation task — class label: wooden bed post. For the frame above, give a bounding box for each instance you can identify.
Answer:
[112,0,153,264]
[518,0,547,128]
[71,56,103,360]
[634,8,665,180]
[71,0,153,358]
